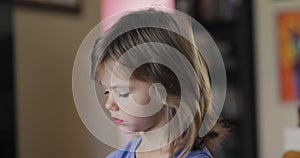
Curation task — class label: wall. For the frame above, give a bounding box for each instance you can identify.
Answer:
[254,0,300,158]
[14,0,112,157]
[14,0,300,157]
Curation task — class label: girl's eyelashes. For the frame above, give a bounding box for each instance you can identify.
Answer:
[103,90,130,98]
[104,91,109,95]
[118,92,130,98]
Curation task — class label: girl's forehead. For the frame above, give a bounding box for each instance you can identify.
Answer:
[95,59,114,81]
[95,59,133,84]
[96,64,150,89]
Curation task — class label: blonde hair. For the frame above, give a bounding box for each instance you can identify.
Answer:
[91,9,228,158]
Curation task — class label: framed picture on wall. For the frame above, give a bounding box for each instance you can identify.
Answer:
[15,0,81,13]
[278,10,300,102]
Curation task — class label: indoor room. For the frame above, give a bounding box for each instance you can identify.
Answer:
[0,0,299,158]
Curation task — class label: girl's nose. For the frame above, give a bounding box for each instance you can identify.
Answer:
[105,93,119,111]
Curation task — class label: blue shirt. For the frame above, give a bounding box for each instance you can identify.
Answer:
[106,137,212,158]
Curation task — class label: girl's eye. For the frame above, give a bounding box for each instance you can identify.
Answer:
[118,92,130,98]
[104,91,109,95]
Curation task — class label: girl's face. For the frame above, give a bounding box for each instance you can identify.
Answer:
[96,63,166,133]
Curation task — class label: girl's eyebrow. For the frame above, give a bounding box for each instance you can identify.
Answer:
[98,81,129,89]
[110,85,130,89]
[98,81,108,89]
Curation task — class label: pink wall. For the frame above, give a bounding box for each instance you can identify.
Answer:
[100,0,174,32]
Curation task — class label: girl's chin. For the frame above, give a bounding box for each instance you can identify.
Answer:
[117,126,137,134]
[117,126,143,134]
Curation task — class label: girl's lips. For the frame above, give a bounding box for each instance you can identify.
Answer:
[112,117,124,124]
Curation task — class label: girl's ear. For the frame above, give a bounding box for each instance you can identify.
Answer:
[162,100,167,106]
[149,83,167,104]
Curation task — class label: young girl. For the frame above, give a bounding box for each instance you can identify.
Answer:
[91,9,227,158]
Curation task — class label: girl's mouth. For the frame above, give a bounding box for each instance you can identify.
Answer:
[112,117,124,124]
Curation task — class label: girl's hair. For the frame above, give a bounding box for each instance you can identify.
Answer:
[91,9,228,158]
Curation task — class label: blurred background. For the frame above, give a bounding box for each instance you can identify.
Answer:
[1,0,300,158]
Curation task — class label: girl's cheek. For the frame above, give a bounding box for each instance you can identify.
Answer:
[130,90,151,106]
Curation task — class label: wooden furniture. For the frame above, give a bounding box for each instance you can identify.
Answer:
[283,151,300,158]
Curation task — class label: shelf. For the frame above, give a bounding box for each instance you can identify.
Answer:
[195,18,239,30]
[178,0,257,157]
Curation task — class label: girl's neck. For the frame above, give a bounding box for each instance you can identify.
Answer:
[135,131,170,158]
[136,108,169,153]
[138,130,169,151]
[135,106,171,157]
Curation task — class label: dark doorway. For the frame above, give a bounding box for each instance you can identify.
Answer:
[0,1,16,158]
